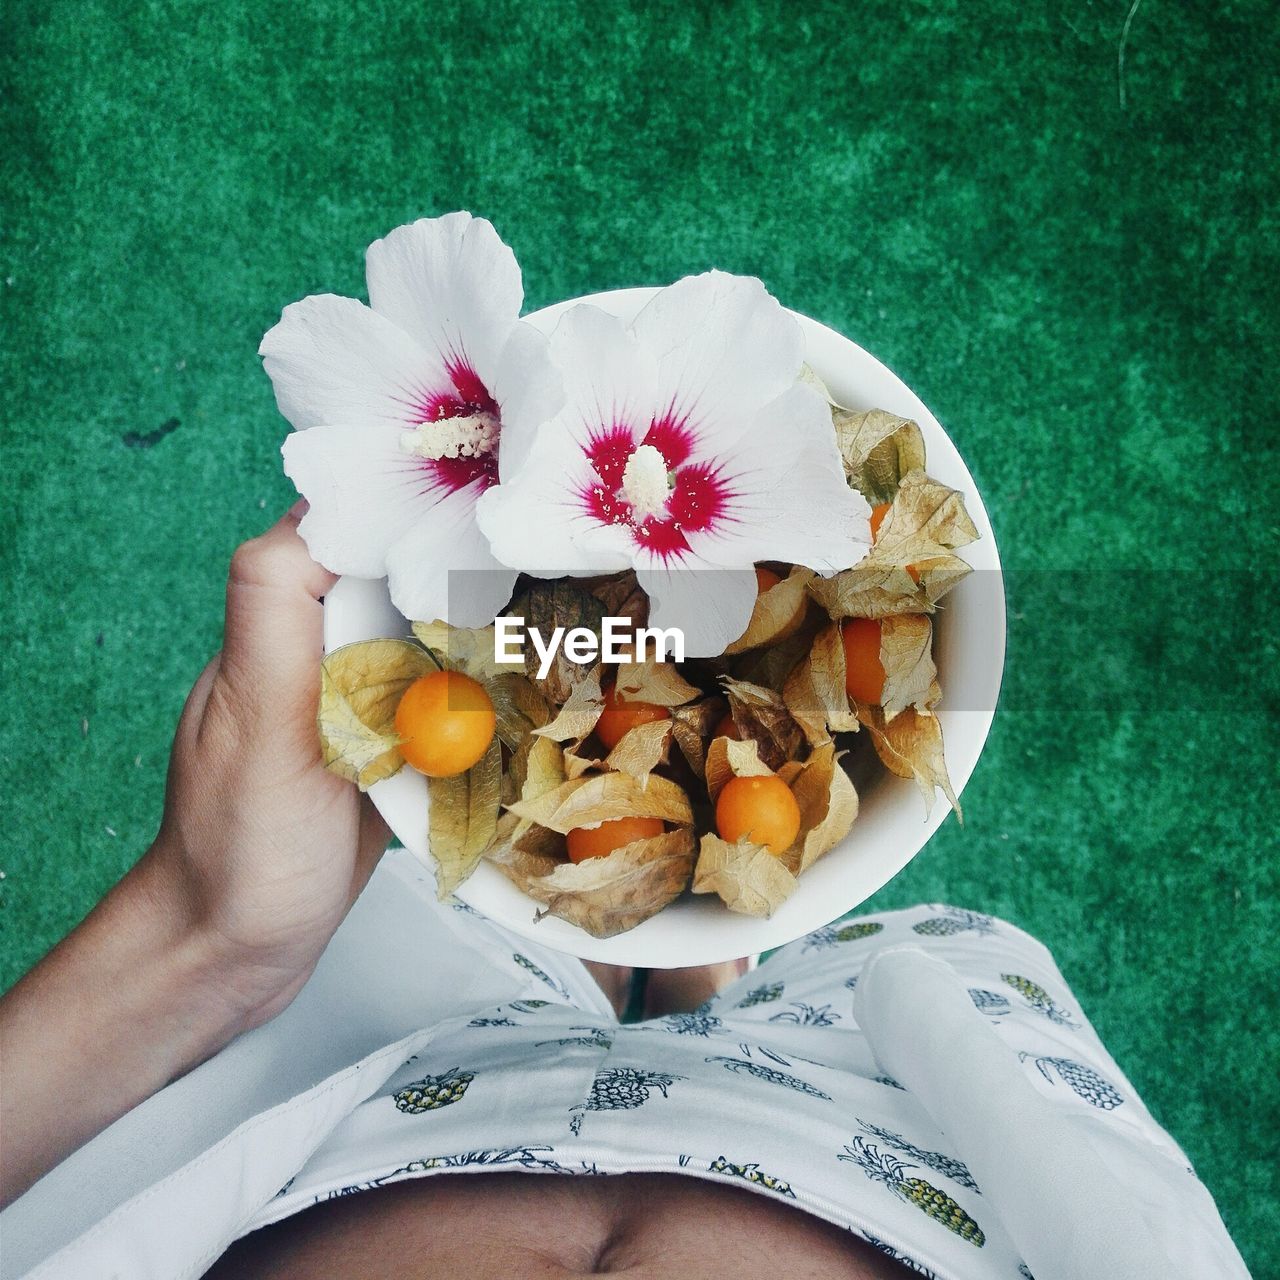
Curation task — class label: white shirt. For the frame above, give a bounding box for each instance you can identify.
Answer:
[0,852,1251,1280]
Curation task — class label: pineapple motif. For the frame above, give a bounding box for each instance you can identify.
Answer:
[737,982,785,1008]
[537,1025,615,1049]
[394,1068,475,1114]
[468,1016,519,1027]
[862,1236,939,1278]
[912,907,996,937]
[837,921,885,942]
[404,1147,573,1174]
[709,1156,795,1198]
[512,952,569,998]
[509,998,551,1013]
[1021,1053,1124,1109]
[840,1138,985,1247]
[570,1067,685,1134]
[769,1002,841,1027]
[857,1120,979,1192]
[662,1012,724,1037]
[968,988,1011,1017]
[803,921,884,951]
[1001,974,1081,1028]
[705,1054,832,1100]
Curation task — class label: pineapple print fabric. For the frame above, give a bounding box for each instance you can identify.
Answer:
[226,897,1236,1280]
[11,857,1251,1280]
[91,872,1226,1280]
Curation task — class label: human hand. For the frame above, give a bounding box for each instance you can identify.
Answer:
[148,502,391,1029]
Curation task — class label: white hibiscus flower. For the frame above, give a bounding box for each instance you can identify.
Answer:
[475,272,871,656]
[260,212,560,625]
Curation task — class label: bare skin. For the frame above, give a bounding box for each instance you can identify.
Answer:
[207,1172,915,1279]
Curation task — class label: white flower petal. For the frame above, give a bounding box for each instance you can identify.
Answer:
[260,295,447,432]
[490,321,565,480]
[365,213,522,396]
[690,383,873,572]
[475,446,630,577]
[385,482,519,627]
[548,304,661,451]
[283,422,442,577]
[636,559,758,659]
[632,271,804,459]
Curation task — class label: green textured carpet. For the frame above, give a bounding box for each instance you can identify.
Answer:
[2,0,1276,1270]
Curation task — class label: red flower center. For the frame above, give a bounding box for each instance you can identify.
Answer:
[580,412,735,561]
[412,359,500,493]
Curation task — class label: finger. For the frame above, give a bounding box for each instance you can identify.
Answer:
[220,501,338,699]
[174,655,221,751]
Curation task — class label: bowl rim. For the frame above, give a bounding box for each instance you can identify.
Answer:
[323,286,1006,966]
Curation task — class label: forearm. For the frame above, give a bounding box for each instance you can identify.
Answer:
[0,841,251,1207]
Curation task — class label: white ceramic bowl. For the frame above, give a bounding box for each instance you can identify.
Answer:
[324,288,1005,966]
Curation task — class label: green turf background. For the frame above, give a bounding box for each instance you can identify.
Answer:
[2,0,1276,1270]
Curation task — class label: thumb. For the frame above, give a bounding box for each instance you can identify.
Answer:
[220,501,338,703]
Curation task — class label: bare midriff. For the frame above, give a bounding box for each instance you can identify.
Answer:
[208,1171,919,1279]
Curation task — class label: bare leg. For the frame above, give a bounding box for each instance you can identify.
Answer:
[644,959,751,1018]
[582,961,633,1018]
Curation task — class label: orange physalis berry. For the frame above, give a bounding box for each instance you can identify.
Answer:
[395,670,496,777]
[595,683,671,750]
[566,816,665,863]
[841,617,886,706]
[715,774,802,856]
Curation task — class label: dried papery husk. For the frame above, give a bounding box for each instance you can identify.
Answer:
[511,736,566,839]
[875,468,979,560]
[832,407,928,505]
[523,828,697,939]
[724,567,814,655]
[776,743,858,875]
[318,639,436,789]
[412,620,508,681]
[487,672,551,749]
[561,741,604,781]
[729,618,822,692]
[692,833,799,918]
[426,737,503,899]
[506,772,694,833]
[808,469,978,620]
[586,570,650,632]
[506,579,607,704]
[610,657,701,707]
[604,718,673,782]
[536,668,604,742]
[783,623,861,746]
[486,824,564,896]
[704,736,775,804]
[669,697,724,778]
[855,681,960,820]
[720,678,805,770]
[501,742,525,807]
[808,558,969,620]
[879,614,937,724]
[560,715,673,784]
